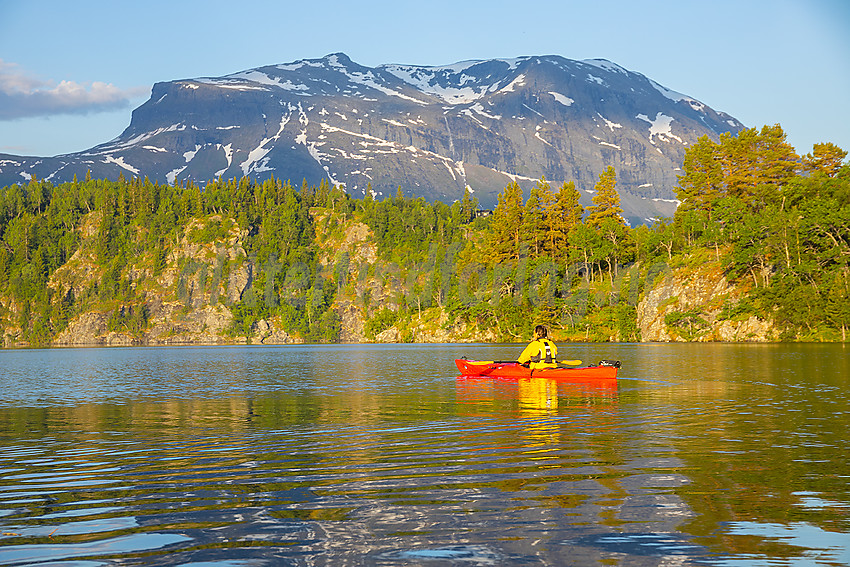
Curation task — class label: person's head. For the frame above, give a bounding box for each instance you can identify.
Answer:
[534,325,548,340]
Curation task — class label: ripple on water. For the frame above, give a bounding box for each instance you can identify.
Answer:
[1,343,849,565]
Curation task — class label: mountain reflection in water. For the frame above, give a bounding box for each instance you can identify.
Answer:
[0,343,848,565]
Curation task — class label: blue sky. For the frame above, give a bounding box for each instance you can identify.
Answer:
[1,0,848,158]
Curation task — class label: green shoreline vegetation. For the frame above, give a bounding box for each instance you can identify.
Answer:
[0,124,847,346]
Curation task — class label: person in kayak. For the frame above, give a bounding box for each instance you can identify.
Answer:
[517,325,558,369]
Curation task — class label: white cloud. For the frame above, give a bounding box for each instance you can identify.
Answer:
[0,59,147,120]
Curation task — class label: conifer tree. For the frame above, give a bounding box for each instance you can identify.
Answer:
[676,135,724,217]
[460,186,478,224]
[489,181,525,261]
[803,142,847,178]
[544,181,583,257]
[719,124,799,205]
[586,166,625,228]
[521,179,547,255]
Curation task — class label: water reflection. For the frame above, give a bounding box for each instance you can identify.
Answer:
[0,343,848,565]
[719,521,850,566]
[0,534,192,566]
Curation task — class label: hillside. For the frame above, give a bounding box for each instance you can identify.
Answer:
[1,126,847,348]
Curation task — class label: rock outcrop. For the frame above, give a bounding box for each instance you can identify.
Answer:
[40,213,298,347]
[637,260,777,342]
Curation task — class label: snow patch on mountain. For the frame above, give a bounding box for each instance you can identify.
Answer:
[535,125,554,147]
[382,119,411,129]
[649,79,710,114]
[637,112,683,144]
[102,154,139,175]
[582,59,629,75]
[470,103,501,120]
[196,78,267,91]
[500,74,527,94]
[229,70,312,93]
[494,57,528,71]
[242,143,273,176]
[597,113,622,131]
[382,58,531,105]
[523,104,545,119]
[214,143,234,178]
[240,115,292,176]
[321,124,399,150]
[325,55,428,105]
[504,171,539,183]
[598,141,621,150]
[183,145,201,163]
[104,124,186,152]
[166,166,186,185]
[648,79,688,102]
[382,66,489,104]
[549,92,574,107]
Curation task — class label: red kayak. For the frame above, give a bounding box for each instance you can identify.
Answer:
[455,359,620,380]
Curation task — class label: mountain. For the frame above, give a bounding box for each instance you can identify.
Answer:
[0,53,744,224]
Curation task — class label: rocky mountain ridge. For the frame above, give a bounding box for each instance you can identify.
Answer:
[0,53,744,225]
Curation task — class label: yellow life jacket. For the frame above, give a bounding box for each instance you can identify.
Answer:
[527,339,557,369]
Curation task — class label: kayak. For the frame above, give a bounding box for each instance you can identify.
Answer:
[455,359,620,380]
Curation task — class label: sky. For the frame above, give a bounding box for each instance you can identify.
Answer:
[0,0,848,158]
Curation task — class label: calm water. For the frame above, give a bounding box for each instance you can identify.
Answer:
[0,343,848,566]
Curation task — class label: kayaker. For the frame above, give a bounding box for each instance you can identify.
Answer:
[517,325,558,369]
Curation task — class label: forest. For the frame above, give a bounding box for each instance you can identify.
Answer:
[0,124,847,346]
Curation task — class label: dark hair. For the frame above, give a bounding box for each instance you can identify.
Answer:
[534,325,548,339]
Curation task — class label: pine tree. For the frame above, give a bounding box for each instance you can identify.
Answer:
[803,142,847,178]
[521,179,546,255]
[544,181,583,257]
[489,181,525,261]
[720,124,799,205]
[676,135,724,217]
[586,166,625,228]
[460,186,478,224]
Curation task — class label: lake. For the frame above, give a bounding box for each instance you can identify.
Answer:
[0,343,848,566]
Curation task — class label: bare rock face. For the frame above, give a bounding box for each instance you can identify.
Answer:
[53,312,109,346]
[252,318,302,344]
[260,329,299,344]
[343,223,378,265]
[637,263,777,342]
[226,262,253,304]
[338,299,366,343]
[45,216,255,347]
[714,316,776,342]
[374,327,400,343]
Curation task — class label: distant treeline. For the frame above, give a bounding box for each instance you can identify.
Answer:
[0,124,847,344]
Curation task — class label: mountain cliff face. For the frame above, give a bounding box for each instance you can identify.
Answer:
[0,53,744,224]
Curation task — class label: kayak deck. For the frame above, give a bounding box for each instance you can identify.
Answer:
[455,359,619,380]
